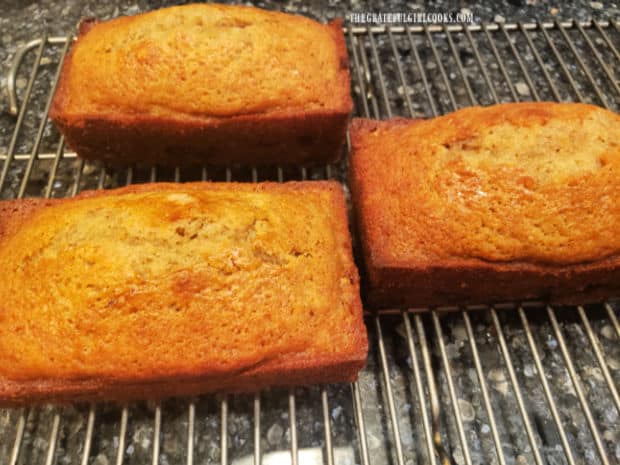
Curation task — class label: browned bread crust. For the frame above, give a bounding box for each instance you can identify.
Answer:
[49,5,352,166]
[349,103,620,308]
[0,182,366,406]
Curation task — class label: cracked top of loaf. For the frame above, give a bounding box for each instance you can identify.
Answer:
[350,102,620,268]
[51,4,351,121]
[0,182,365,382]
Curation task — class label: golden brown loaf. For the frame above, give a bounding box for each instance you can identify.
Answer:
[0,182,366,405]
[49,4,352,166]
[349,102,620,307]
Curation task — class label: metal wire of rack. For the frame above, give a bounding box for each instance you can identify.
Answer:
[0,18,619,465]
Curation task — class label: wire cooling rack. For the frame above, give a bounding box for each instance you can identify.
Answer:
[0,19,619,465]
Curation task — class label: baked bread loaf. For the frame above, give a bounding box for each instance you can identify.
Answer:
[49,4,352,166]
[349,102,620,308]
[0,182,366,406]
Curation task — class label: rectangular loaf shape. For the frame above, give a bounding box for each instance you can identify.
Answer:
[0,181,367,405]
[349,102,620,308]
[49,4,352,166]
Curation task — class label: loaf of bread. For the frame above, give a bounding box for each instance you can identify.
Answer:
[49,4,352,166]
[0,182,366,405]
[349,102,620,308]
